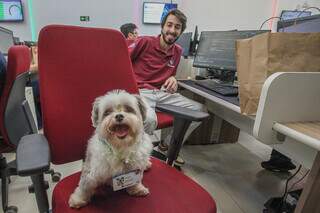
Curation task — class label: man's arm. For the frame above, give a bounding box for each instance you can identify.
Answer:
[128,37,148,61]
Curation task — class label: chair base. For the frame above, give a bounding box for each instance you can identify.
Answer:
[0,154,17,213]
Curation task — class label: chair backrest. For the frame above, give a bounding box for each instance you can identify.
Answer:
[0,45,33,151]
[38,25,139,164]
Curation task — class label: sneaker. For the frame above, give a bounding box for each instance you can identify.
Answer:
[158,141,168,152]
[153,143,185,165]
[261,159,296,172]
[174,155,185,166]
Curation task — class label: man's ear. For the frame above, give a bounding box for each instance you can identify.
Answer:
[91,96,102,127]
[134,95,147,122]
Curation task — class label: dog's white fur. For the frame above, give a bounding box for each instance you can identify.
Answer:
[69,90,153,209]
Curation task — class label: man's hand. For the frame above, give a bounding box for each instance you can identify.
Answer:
[162,76,178,93]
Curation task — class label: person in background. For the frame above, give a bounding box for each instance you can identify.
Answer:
[128,9,205,166]
[120,23,139,45]
[0,51,6,95]
[27,46,42,129]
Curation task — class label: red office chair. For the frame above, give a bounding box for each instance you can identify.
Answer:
[20,25,215,213]
[0,46,41,213]
[0,46,60,213]
[0,45,32,213]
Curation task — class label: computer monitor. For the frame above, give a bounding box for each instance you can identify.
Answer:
[280,10,312,21]
[277,14,320,32]
[0,0,24,22]
[0,26,14,55]
[193,30,270,71]
[175,32,192,57]
[143,2,177,24]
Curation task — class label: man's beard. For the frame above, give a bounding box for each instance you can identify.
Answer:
[161,30,180,45]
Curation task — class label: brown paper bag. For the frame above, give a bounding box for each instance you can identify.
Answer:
[236,32,320,115]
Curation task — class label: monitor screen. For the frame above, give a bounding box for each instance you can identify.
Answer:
[0,26,14,55]
[0,0,24,22]
[193,30,270,71]
[143,2,177,24]
[280,10,312,21]
[175,32,192,57]
[277,14,320,32]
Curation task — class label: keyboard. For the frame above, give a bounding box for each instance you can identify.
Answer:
[195,79,238,96]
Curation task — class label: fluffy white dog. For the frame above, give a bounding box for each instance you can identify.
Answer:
[69,90,153,209]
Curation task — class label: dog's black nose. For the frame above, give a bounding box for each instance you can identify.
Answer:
[115,114,124,122]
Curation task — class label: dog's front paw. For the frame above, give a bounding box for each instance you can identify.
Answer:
[127,183,149,196]
[69,191,89,209]
[145,160,152,171]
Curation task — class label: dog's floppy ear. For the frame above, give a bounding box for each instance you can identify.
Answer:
[134,95,147,121]
[91,96,102,127]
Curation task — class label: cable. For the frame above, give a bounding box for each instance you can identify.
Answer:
[259,16,283,31]
[297,6,320,18]
[288,169,309,192]
[281,167,309,211]
[277,165,302,211]
[294,6,320,26]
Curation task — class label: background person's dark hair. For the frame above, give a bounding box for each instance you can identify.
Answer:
[161,9,187,33]
[120,23,138,38]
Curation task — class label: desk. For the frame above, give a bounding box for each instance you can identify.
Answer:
[180,78,320,212]
[179,80,254,135]
[178,80,317,169]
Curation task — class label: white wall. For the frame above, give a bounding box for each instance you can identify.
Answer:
[0,0,319,41]
[1,0,181,41]
[181,0,271,33]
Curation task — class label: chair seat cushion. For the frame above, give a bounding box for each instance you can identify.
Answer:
[52,158,216,213]
[156,112,173,129]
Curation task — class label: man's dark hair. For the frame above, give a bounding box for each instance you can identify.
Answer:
[161,9,187,33]
[120,23,137,38]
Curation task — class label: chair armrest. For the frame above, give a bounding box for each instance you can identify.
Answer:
[156,104,209,121]
[16,134,50,176]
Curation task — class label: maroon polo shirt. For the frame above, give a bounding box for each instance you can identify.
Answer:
[126,38,135,46]
[129,35,182,90]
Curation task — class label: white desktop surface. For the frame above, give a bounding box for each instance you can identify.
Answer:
[178,80,316,169]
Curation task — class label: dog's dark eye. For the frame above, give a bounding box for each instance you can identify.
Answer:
[103,109,112,117]
[124,106,135,114]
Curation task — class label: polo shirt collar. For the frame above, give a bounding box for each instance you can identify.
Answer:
[155,35,174,56]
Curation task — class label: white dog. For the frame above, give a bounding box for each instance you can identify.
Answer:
[69,90,153,209]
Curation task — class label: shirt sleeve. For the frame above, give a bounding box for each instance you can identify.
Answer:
[128,37,148,61]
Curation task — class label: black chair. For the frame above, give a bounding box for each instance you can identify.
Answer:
[0,45,59,213]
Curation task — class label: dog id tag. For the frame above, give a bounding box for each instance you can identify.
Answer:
[112,169,142,191]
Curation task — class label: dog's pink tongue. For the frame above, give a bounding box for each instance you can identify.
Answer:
[115,125,129,138]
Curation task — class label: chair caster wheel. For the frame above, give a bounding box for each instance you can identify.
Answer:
[52,172,61,182]
[5,206,18,213]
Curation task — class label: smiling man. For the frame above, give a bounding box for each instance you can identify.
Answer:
[129,9,205,165]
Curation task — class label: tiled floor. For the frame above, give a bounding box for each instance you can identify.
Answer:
[1,131,307,213]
